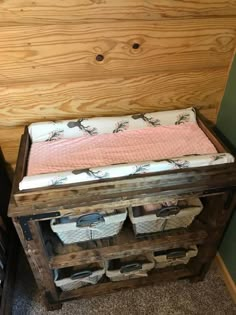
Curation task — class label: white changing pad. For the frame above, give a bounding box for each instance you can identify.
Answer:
[20,153,234,190]
[28,107,197,142]
[19,107,234,190]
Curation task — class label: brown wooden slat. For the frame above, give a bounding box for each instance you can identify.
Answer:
[12,183,235,216]
[14,174,234,207]
[59,266,192,302]
[18,163,235,197]
[0,69,228,128]
[196,114,230,153]
[1,0,236,26]
[10,163,236,216]
[8,190,222,218]
[11,128,30,199]
[189,193,236,280]
[0,126,23,167]
[12,218,58,299]
[49,228,207,269]
[0,19,235,84]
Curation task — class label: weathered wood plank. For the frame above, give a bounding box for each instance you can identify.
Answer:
[0,19,235,84]
[1,0,236,26]
[189,192,236,280]
[10,163,236,216]
[59,267,192,302]
[48,227,207,269]
[12,128,30,199]
[14,172,236,208]
[9,190,225,218]
[12,218,58,301]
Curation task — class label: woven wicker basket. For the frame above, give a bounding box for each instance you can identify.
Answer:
[54,261,105,291]
[106,254,154,282]
[51,208,127,244]
[153,246,198,269]
[129,198,203,236]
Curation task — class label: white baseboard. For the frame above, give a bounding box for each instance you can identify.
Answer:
[215,253,236,304]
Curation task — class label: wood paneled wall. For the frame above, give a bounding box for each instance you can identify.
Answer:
[1,0,236,167]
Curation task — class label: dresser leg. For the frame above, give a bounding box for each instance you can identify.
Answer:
[12,218,59,307]
[189,191,236,282]
[189,265,210,283]
[44,293,62,311]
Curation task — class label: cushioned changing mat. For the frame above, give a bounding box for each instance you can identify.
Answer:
[28,123,217,176]
[28,107,197,142]
[19,108,234,190]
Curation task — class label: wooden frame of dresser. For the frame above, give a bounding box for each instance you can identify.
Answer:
[8,115,236,310]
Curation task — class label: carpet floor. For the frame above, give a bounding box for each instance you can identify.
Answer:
[12,252,236,315]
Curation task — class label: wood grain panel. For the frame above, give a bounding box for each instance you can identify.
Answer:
[0,19,235,84]
[0,69,226,127]
[0,66,227,167]
[0,127,23,166]
[1,0,236,25]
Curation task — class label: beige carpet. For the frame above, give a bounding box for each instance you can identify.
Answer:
[12,252,236,315]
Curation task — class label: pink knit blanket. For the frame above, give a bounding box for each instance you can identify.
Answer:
[27,122,217,175]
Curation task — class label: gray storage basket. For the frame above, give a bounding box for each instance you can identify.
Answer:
[51,209,127,244]
[54,261,105,291]
[106,254,154,282]
[153,246,198,269]
[129,198,203,235]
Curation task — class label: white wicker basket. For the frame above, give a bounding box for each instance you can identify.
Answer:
[54,261,105,291]
[153,246,198,269]
[51,209,127,244]
[128,198,203,236]
[106,254,154,282]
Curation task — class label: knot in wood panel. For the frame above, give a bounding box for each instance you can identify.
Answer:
[132,43,140,50]
[96,54,104,62]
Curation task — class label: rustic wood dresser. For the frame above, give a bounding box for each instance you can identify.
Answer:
[8,115,236,310]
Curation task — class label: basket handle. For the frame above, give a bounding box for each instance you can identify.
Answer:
[156,206,180,217]
[76,213,105,227]
[70,270,93,280]
[166,249,187,260]
[120,262,142,274]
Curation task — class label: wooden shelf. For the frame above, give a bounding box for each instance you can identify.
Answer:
[42,221,208,269]
[59,265,192,302]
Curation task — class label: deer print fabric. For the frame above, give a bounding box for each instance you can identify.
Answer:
[19,108,234,190]
[28,108,196,143]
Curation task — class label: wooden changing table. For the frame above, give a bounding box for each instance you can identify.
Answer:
[8,116,236,310]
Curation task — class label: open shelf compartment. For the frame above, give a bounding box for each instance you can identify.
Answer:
[58,265,193,302]
[40,219,208,269]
